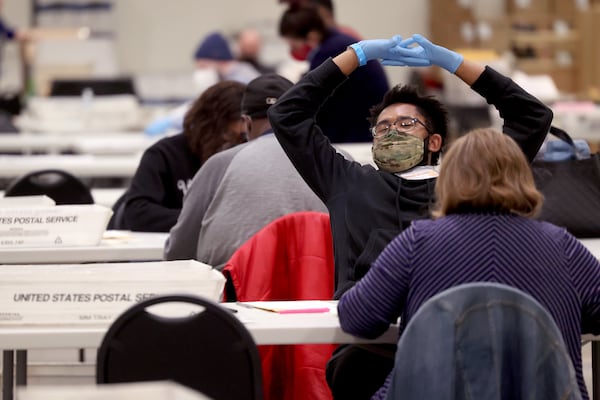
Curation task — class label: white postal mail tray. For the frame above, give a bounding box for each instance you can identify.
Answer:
[17,381,213,400]
[0,260,225,324]
[0,204,112,247]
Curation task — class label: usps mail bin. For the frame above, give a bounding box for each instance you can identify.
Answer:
[0,260,226,324]
[0,204,112,247]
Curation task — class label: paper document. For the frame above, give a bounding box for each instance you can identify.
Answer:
[239,300,334,314]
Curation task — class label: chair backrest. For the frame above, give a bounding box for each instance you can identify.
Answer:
[96,294,263,400]
[222,211,335,400]
[385,282,581,400]
[4,169,93,205]
[222,211,334,302]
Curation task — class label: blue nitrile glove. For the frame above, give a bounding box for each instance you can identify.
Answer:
[349,35,404,66]
[144,116,175,136]
[409,34,464,73]
[380,36,433,67]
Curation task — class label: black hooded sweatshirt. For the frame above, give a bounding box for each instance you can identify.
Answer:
[268,58,553,299]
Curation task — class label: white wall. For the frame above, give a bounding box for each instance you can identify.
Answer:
[3,1,429,85]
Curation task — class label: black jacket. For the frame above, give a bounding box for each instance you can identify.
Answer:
[268,58,553,299]
[122,133,201,232]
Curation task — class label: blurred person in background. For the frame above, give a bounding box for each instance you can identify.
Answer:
[234,27,276,74]
[145,31,260,136]
[310,0,361,39]
[279,0,361,46]
[194,31,261,84]
[278,5,388,142]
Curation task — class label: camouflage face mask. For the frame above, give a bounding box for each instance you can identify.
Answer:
[372,130,425,173]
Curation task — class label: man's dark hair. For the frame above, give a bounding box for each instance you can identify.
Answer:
[369,85,449,164]
[279,5,327,39]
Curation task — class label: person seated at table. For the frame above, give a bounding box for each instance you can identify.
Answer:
[267,33,553,399]
[114,80,247,232]
[164,73,327,268]
[337,128,600,400]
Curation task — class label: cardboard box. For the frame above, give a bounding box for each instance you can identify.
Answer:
[476,18,511,52]
[507,0,551,15]
[576,6,600,98]
[429,0,474,21]
[549,65,579,93]
[550,0,589,23]
[516,57,579,94]
[430,18,478,49]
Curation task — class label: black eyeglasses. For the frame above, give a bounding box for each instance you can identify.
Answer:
[371,116,432,138]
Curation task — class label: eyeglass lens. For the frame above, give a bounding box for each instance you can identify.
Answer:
[373,117,419,136]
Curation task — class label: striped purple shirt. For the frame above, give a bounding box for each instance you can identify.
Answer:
[338,212,600,399]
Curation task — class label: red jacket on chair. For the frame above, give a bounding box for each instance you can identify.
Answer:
[223,211,335,400]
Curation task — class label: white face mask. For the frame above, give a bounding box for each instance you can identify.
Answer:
[192,68,219,93]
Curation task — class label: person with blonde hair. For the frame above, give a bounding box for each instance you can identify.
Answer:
[433,128,542,218]
[337,127,600,400]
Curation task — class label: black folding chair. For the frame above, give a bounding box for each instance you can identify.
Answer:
[96,294,263,400]
[4,169,93,205]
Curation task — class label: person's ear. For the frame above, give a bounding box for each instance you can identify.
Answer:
[428,133,442,152]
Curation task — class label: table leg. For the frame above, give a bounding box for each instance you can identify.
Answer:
[16,350,27,386]
[2,350,14,400]
[593,341,600,400]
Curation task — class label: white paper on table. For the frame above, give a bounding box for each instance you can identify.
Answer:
[240,300,335,314]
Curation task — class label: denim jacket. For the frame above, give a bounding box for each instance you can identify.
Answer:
[383,282,582,400]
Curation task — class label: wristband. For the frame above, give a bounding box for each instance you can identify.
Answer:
[349,43,367,66]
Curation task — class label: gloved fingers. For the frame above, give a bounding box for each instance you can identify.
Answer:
[398,37,416,48]
[411,34,434,48]
[411,33,429,42]
[380,60,408,66]
[403,57,432,66]
[389,46,425,57]
[391,34,404,44]
[381,58,431,67]
[380,36,403,50]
